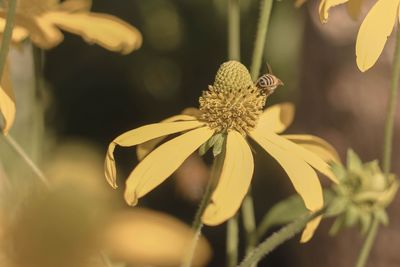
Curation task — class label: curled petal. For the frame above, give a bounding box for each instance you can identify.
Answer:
[42,11,142,54]
[137,114,197,160]
[124,127,213,206]
[319,0,351,23]
[265,132,338,183]
[105,120,204,189]
[0,62,15,134]
[58,0,92,12]
[301,216,322,243]
[250,130,323,242]
[0,16,29,43]
[254,103,295,134]
[356,0,398,72]
[202,131,254,225]
[283,134,341,164]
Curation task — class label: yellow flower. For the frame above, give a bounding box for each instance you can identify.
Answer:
[105,61,340,242]
[0,0,142,53]
[0,0,143,134]
[319,0,399,72]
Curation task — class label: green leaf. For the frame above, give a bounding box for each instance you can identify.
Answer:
[374,209,389,226]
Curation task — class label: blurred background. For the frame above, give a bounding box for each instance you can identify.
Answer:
[1,0,400,266]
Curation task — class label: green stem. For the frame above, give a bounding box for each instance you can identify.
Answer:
[355,218,379,267]
[250,0,274,80]
[0,0,17,78]
[2,134,50,188]
[181,151,225,267]
[228,0,240,60]
[226,1,241,266]
[242,190,257,253]
[238,208,325,267]
[227,215,239,267]
[354,26,400,267]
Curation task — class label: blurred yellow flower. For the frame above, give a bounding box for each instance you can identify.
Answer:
[0,0,142,53]
[105,61,340,242]
[319,0,399,72]
[0,0,143,134]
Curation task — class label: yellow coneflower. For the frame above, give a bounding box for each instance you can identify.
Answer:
[105,61,340,242]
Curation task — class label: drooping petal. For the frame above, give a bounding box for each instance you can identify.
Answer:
[41,11,142,54]
[0,62,15,134]
[13,14,64,49]
[137,114,197,160]
[264,132,338,183]
[319,0,351,23]
[254,103,295,134]
[0,16,29,43]
[105,120,205,189]
[301,216,322,243]
[356,0,399,72]
[124,127,214,206]
[346,0,364,20]
[58,0,92,12]
[250,130,323,241]
[202,131,254,225]
[283,134,341,164]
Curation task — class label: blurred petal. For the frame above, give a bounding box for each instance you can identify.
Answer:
[14,14,64,49]
[319,0,350,23]
[0,17,29,43]
[254,103,295,134]
[137,114,197,160]
[346,0,364,19]
[58,0,92,12]
[202,131,254,225]
[124,127,213,206]
[0,62,15,134]
[104,209,212,267]
[105,120,204,189]
[264,132,338,183]
[42,11,142,54]
[301,216,322,243]
[250,129,323,242]
[283,134,341,164]
[356,0,398,72]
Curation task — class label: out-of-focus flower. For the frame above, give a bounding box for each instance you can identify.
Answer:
[0,0,143,134]
[105,60,340,242]
[0,0,142,53]
[104,208,212,267]
[318,0,399,72]
[327,150,399,235]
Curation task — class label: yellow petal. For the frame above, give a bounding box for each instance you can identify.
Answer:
[137,114,198,160]
[356,0,399,72]
[0,17,29,43]
[283,134,341,164]
[264,132,338,183]
[0,62,15,134]
[319,0,350,23]
[346,0,364,20]
[301,216,322,243]
[202,131,254,225]
[254,103,295,134]
[105,120,204,189]
[14,14,64,49]
[124,127,213,206]
[250,129,323,242]
[42,11,142,54]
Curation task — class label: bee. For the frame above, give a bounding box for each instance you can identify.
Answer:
[255,64,284,96]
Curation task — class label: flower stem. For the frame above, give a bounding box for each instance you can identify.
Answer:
[355,218,379,267]
[238,208,325,267]
[0,0,17,78]
[228,0,240,61]
[181,151,225,267]
[2,134,50,188]
[250,0,274,80]
[355,26,400,267]
[227,214,239,267]
[242,190,257,253]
